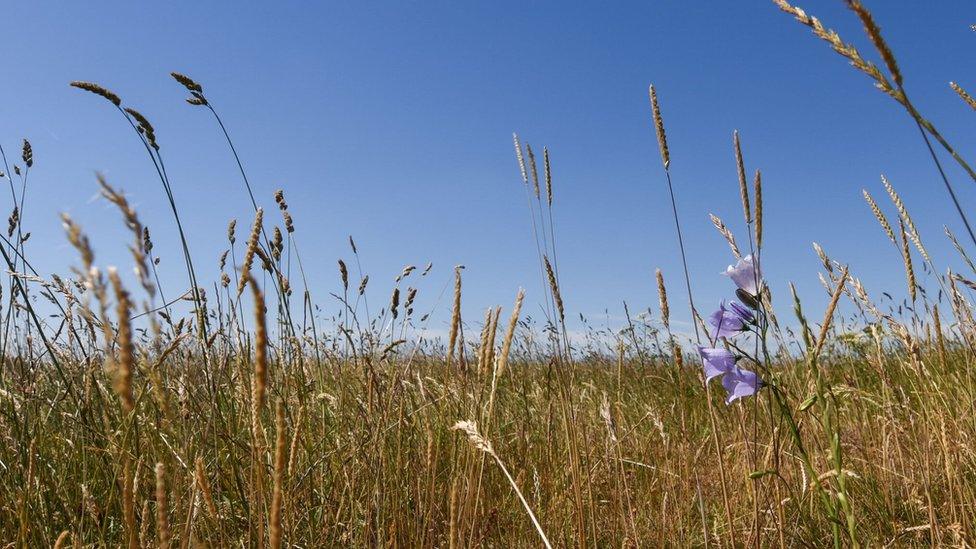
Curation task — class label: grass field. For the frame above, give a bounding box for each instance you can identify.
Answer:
[2,1,976,547]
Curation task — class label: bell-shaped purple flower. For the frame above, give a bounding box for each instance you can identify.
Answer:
[698,346,735,383]
[709,300,753,339]
[724,254,761,297]
[721,366,762,404]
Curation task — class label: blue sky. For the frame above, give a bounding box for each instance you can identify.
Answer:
[3,1,975,341]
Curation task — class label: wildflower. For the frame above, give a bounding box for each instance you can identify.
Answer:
[709,300,753,339]
[699,346,735,382]
[724,254,761,298]
[722,366,762,404]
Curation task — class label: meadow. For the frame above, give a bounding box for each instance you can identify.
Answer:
[1,1,976,547]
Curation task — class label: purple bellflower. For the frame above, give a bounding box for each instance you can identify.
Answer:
[708,300,753,339]
[693,254,766,404]
[699,346,735,383]
[724,254,761,299]
[721,366,762,404]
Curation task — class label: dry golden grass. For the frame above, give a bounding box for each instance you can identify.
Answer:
[3,307,974,546]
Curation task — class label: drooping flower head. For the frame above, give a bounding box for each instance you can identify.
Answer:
[724,254,761,298]
[698,346,735,382]
[721,366,762,404]
[709,300,753,340]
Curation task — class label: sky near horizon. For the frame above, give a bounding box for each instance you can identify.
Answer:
[2,1,975,342]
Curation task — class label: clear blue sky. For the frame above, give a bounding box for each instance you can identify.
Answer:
[3,1,975,339]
